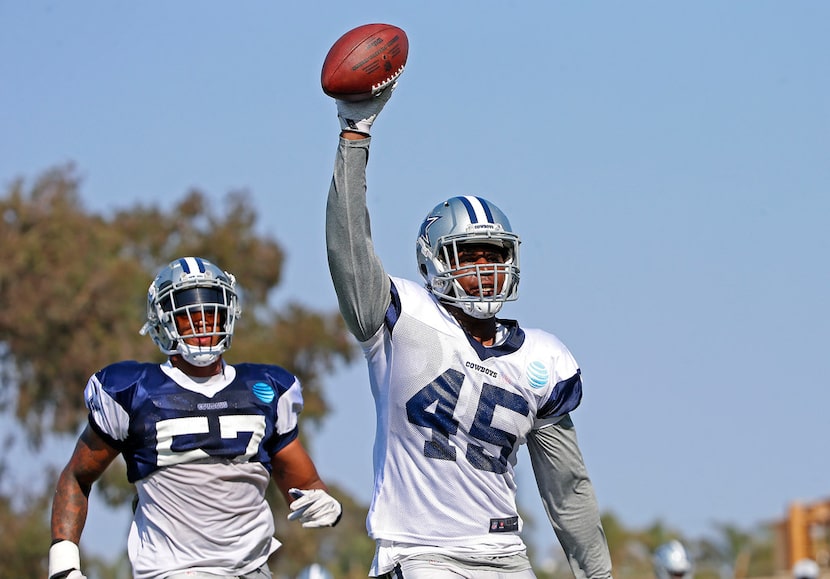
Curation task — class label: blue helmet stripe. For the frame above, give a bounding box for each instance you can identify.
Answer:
[457,195,495,224]
[474,196,495,222]
[457,196,478,222]
[178,257,207,274]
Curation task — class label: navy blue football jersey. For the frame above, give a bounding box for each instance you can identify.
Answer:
[85,361,302,482]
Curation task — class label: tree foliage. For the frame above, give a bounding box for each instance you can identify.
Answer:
[0,472,54,577]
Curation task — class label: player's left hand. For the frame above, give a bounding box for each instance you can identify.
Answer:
[287,488,342,527]
[336,82,396,136]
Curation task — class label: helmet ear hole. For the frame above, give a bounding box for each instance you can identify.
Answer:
[419,264,428,277]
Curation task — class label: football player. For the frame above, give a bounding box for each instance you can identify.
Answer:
[792,558,820,579]
[324,87,613,578]
[653,541,693,579]
[48,257,341,579]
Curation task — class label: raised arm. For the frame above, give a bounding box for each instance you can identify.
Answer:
[325,92,396,342]
[527,415,613,579]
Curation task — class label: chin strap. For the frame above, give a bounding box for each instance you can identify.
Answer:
[181,351,221,367]
[463,300,504,319]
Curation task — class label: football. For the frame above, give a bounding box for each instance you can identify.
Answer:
[321,23,408,101]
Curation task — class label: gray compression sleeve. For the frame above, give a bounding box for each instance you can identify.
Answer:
[527,415,613,579]
[325,137,392,342]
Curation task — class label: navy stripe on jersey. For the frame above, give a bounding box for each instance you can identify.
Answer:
[385,281,403,332]
[379,565,404,579]
[537,370,582,419]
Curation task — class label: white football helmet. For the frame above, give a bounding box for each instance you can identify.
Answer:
[793,558,820,579]
[297,564,333,579]
[653,540,693,579]
[140,257,240,367]
[416,195,520,319]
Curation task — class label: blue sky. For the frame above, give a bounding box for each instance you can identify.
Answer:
[2,0,828,565]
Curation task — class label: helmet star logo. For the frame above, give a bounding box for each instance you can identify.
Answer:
[419,215,441,243]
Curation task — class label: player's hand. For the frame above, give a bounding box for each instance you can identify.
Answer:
[336,82,396,136]
[287,488,342,528]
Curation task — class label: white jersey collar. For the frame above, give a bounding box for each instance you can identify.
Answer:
[160,360,237,398]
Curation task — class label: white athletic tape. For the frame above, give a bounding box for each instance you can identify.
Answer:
[48,540,80,577]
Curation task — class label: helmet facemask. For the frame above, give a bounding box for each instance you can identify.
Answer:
[141,257,240,367]
[430,236,519,319]
[417,196,520,319]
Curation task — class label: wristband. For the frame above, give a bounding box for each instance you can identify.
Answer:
[48,540,80,578]
[338,115,373,136]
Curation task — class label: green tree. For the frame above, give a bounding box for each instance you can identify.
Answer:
[694,522,777,578]
[0,469,54,576]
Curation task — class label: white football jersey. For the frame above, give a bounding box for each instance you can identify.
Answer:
[362,277,582,549]
[84,360,302,579]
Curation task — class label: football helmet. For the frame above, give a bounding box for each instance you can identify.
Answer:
[793,558,819,579]
[297,564,334,579]
[416,195,520,319]
[140,257,240,367]
[653,540,693,579]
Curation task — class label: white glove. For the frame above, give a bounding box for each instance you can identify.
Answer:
[287,488,342,528]
[48,541,88,579]
[336,82,396,136]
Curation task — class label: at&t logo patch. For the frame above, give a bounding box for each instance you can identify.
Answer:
[526,361,550,389]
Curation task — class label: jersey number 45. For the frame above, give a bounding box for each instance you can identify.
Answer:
[406,369,529,474]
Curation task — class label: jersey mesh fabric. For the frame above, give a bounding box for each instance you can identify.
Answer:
[129,461,279,578]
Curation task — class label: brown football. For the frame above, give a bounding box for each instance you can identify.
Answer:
[321,23,408,101]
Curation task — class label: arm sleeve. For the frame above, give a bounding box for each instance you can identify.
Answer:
[325,136,392,342]
[526,414,613,579]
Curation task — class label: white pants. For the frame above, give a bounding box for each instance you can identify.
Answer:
[375,560,537,579]
[165,564,271,579]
